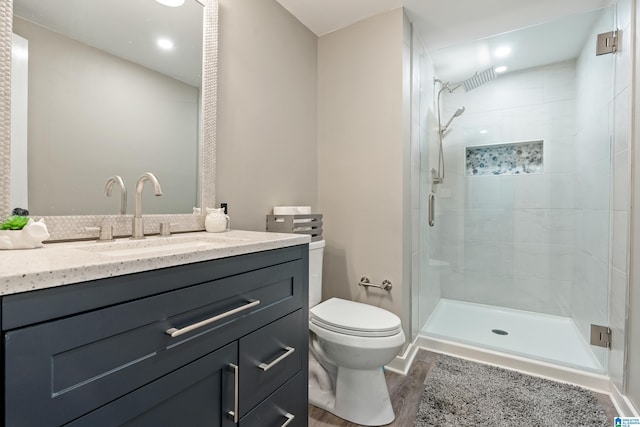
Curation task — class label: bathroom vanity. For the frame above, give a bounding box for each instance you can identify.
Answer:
[0,231,309,426]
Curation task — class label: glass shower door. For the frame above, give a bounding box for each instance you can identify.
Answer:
[417,6,618,374]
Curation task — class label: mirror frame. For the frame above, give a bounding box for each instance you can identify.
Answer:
[0,0,217,241]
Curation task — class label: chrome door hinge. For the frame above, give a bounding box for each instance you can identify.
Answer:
[590,324,612,349]
[596,30,618,56]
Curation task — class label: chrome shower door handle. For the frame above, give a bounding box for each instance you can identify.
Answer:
[428,193,435,227]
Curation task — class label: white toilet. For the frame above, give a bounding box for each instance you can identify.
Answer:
[308,240,405,426]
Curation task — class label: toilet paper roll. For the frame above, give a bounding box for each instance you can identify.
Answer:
[273,206,311,215]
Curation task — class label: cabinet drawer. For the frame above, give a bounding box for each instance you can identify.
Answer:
[66,342,237,427]
[240,372,308,427]
[2,245,306,330]
[5,260,305,427]
[239,309,307,416]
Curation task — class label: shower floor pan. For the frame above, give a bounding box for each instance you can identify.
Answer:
[422,299,604,373]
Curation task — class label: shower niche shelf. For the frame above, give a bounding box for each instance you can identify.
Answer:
[466,140,543,176]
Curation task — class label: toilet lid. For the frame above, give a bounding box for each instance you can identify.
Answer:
[310,298,402,337]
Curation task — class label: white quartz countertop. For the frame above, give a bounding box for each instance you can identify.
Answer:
[0,230,310,296]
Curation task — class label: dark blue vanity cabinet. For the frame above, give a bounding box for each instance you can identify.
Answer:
[1,245,309,427]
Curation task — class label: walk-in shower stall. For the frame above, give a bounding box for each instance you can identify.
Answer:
[417,5,628,381]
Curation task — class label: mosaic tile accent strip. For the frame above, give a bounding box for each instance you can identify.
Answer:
[466,140,543,176]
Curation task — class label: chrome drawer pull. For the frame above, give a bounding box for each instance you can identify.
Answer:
[227,363,239,423]
[165,299,260,338]
[281,412,295,427]
[258,346,295,371]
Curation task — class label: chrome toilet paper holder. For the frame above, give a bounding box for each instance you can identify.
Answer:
[358,276,392,291]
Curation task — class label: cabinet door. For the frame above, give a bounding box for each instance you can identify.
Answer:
[240,372,307,427]
[239,309,306,416]
[4,260,305,426]
[65,342,237,427]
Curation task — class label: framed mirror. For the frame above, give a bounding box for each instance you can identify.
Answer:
[0,0,217,240]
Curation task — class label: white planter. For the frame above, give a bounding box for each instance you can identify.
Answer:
[0,219,50,249]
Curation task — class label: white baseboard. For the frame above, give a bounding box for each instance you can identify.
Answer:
[415,335,611,392]
[610,381,640,417]
[384,336,419,375]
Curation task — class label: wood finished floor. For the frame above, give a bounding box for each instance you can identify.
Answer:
[308,349,619,426]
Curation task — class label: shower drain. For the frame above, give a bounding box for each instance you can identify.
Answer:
[491,329,509,335]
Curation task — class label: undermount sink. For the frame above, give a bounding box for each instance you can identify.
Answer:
[77,234,251,258]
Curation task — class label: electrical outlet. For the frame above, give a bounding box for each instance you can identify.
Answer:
[220,203,228,214]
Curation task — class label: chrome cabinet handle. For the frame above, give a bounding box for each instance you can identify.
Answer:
[428,193,435,227]
[165,299,260,337]
[258,346,295,371]
[227,363,239,423]
[280,412,295,427]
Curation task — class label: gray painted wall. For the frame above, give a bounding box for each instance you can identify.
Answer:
[14,17,199,216]
[317,8,408,338]
[216,0,318,231]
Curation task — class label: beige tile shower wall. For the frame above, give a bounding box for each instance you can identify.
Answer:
[216,0,317,231]
[434,60,577,317]
[317,9,407,333]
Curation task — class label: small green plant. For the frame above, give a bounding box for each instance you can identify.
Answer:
[1,208,30,230]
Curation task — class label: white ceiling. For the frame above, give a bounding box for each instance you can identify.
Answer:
[276,0,614,86]
[276,0,613,51]
[430,8,605,83]
[13,0,615,89]
[274,0,402,38]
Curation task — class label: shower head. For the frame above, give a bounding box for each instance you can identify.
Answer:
[441,106,466,133]
[436,67,497,94]
[457,67,496,92]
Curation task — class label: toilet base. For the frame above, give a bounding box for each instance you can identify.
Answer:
[309,365,395,426]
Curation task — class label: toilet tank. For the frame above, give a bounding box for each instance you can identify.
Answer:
[308,240,325,307]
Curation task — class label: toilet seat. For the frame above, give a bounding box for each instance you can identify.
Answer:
[310,298,402,337]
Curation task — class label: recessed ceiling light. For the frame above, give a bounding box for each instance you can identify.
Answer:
[495,46,511,58]
[479,129,488,134]
[495,66,507,73]
[157,38,174,50]
[155,0,185,7]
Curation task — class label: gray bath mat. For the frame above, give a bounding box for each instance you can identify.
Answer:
[415,355,610,426]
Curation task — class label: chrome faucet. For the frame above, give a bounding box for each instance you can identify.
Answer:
[131,172,163,239]
[104,175,127,215]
